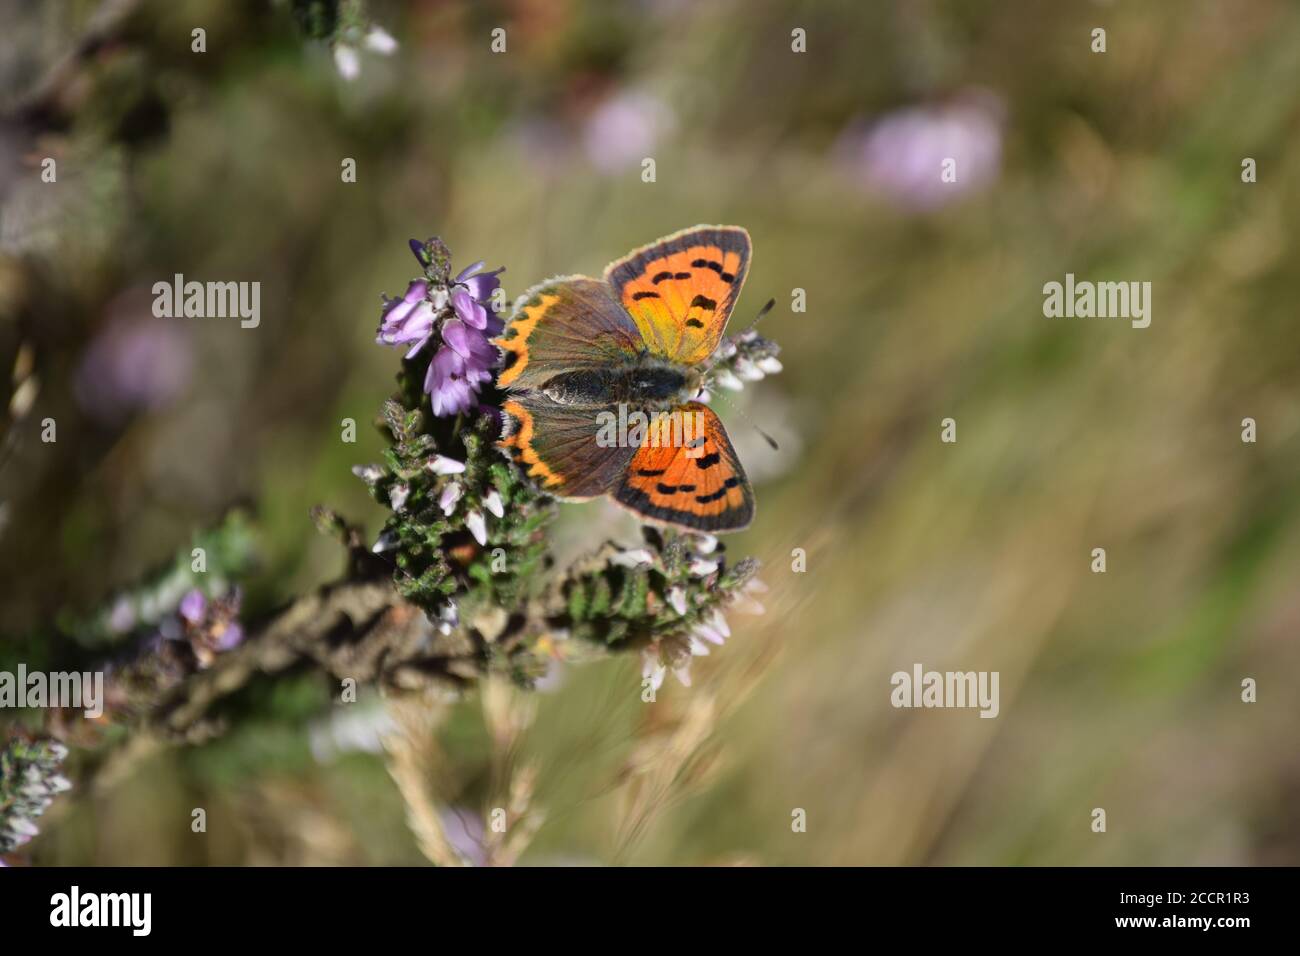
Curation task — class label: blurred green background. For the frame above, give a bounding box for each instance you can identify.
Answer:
[2,0,1299,865]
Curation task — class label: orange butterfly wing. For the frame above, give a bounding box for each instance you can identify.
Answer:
[614,402,754,532]
[604,225,750,366]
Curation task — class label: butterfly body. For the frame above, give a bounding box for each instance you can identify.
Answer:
[539,357,697,409]
[494,226,756,532]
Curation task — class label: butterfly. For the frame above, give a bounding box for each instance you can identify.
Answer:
[494,225,756,532]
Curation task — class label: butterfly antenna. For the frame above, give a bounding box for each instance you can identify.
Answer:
[740,297,777,336]
[704,387,780,451]
[699,298,777,379]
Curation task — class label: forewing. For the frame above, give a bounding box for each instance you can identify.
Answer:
[604,225,751,366]
[495,276,643,393]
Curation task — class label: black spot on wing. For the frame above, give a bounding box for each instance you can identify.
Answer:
[695,451,721,469]
[690,295,717,311]
[656,482,698,495]
[632,291,659,301]
[687,260,735,284]
[652,271,674,284]
[694,477,739,503]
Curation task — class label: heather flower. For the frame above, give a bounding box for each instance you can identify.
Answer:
[730,577,768,615]
[376,281,436,357]
[333,25,398,81]
[466,510,488,546]
[389,483,410,512]
[452,261,504,314]
[171,587,244,666]
[642,652,667,693]
[611,548,655,568]
[74,309,194,425]
[333,44,362,80]
[439,482,463,515]
[0,738,70,854]
[107,596,136,634]
[427,455,466,476]
[376,241,505,418]
[707,608,730,637]
[689,557,719,577]
[583,90,676,173]
[837,90,1004,210]
[178,588,207,624]
[699,330,780,397]
[713,368,744,392]
[426,347,484,417]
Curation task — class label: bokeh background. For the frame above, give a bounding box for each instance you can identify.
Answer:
[3,0,1299,865]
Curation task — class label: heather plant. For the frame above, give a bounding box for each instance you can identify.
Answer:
[0,234,778,864]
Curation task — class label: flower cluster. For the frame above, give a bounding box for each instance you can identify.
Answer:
[697,326,783,402]
[289,0,398,81]
[555,525,765,687]
[639,535,768,690]
[0,737,71,857]
[353,396,550,622]
[377,239,504,417]
[171,588,245,667]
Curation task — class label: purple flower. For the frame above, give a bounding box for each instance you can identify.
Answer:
[214,622,244,652]
[425,347,482,417]
[442,314,498,367]
[74,296,194,425]
[454,262,503,308]
[439,807,488,866]
[172,586,244,665]
[376,280,436,357]
[376,244,505,418]
[583,90,676,174]
[836,90,1004,211]
[178,589,207,624]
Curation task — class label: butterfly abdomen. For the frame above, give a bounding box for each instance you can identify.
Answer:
[540,368,619,406]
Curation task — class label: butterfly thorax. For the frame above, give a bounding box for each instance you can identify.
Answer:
[539,358,698,410]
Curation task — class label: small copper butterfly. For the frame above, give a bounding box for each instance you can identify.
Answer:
[495,225,755,532]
